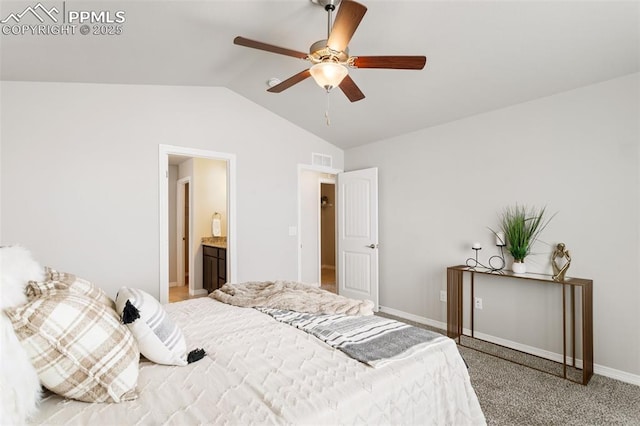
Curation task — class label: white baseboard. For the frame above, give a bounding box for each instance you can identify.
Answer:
[169,281,179,288]
[191,288,208,297]
[379,306,447,330]
[378,305,640,387]
[470,330,583,368]
[593,364,640,386]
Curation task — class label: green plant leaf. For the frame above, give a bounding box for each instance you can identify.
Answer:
[492,204,555,262]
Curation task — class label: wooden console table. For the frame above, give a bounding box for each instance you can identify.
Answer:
[447,265,593,385]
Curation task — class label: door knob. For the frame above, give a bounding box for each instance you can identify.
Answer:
[366,244,378,249]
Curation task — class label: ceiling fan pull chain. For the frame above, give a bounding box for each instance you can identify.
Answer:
[325,91,331,126]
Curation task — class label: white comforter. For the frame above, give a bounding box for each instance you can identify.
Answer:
[31,298,486,425]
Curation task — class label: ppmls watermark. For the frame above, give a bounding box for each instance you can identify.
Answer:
[1,2,126,36]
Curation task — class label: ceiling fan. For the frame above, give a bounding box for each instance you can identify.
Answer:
[233,0,427,102]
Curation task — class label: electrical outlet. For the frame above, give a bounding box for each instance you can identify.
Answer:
[474,297,483,310]
[440,290,447,302]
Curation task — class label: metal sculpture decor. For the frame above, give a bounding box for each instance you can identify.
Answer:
[465,234,506,273]
[551,242,571,282]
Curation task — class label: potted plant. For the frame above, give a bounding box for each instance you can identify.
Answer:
[495,205,554,274]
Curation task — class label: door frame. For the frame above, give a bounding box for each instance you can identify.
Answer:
[176,176,191,287]
[297,164,342,283]
[159,144,237,304]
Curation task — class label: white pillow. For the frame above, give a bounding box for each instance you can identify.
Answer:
[115,287,189,366]
[0,246,43,424]
[0,246,45,309]
[1,313,42,423]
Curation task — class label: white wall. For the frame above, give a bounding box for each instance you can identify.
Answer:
[345,73,640,380]
[0,82,343,299]
[194,158,227,240]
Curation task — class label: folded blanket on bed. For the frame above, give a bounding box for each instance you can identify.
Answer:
[258,308,447,368]
[211,281,374,316]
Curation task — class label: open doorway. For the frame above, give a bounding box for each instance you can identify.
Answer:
[298,165,341,292]
[320,182,336,293]
[159,145,237,304]
[169,157,227,303]
[299,166,379,307]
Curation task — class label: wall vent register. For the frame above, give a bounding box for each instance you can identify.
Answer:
[312,153,333,168]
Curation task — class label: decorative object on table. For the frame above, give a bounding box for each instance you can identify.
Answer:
[465,240,506,272]
[490,231,507,271]
[551,243,571,282]
[512,259,527,274]
[466,243,482,270]
[211,212,222,237]
[493,204,554,274]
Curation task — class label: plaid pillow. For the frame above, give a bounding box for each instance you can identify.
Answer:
[24,267,114,308]
[6,290,139,403]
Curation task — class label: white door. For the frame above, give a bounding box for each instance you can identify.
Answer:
[337,168,379,310]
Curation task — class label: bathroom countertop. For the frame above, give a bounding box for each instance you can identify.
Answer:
[202,237,227,249]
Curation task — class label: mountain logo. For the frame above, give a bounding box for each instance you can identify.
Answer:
[1,3,59,24]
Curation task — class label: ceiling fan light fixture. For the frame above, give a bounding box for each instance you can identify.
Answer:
[266,77,282,88]
[233,0,425,104]
[309,62,348,91]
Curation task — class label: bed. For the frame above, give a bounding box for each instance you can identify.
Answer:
[29,296,485,425]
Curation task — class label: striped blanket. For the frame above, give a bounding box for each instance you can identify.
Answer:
[258,308,447,368]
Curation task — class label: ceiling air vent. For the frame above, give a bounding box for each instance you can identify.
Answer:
[312,153,333,168]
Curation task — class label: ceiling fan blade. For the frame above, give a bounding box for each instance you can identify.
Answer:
[338,75,365,102]
[234,36,308,59]
[267,69,312,93]
[327,1,367,53]
[352,56,427,70]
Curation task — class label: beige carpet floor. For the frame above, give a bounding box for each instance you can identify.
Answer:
[377,312,640,425]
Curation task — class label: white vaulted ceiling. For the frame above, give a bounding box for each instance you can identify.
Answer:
[1,0,638,149]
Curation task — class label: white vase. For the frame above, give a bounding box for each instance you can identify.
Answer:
[512,261,527,274]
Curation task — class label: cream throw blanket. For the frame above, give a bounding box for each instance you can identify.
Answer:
[210,281,374,316]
